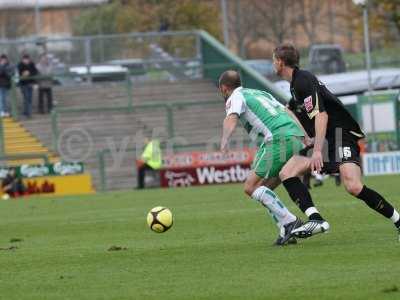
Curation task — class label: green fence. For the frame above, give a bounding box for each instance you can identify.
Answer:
[7,63,217,122]
[7,30,287,122]
[197,30,289,103]
[50,99,222,152]
[9,72,136,121]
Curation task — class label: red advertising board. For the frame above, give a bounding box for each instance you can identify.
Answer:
[160,164,251,188]
[162,148,255,168]
[160,149,255,188]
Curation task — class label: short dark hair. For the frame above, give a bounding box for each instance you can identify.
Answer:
[273,44,300,68]
[219,70,242,89]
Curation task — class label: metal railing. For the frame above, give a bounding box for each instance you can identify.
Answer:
[50,99,222,153]
[0,30,199,72]
[9,70,136,119]
[198,30,288,101]
[5,29,289,121]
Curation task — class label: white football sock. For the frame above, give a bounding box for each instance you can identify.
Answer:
[266,207,282,229]
[305,207,320,218]
[391,210,400,223]
[252,186,296,226]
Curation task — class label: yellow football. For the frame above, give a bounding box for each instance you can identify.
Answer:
[147,206,173,233]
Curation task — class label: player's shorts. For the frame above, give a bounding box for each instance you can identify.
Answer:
[299,130,361,174]
[252,136,304,179]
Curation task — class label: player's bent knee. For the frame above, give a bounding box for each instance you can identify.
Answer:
[344,180,363,196]
[279,157,305,180]
[341,170,363,196]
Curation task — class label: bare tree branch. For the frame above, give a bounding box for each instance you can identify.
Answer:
[252,0,297,44]
[296,0,325,45]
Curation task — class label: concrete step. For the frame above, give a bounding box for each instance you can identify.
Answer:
[5,144,47,151]
[3,124,23,130]
[7,157,60,166]
[4,127,26,134]
[6,148,50,154]
[4,135,37,141]
[3,118,59,165]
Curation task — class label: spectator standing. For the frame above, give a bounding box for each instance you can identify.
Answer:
[136,138,162,189]
[1,168,26,198]
[17,54,38,118]
[36,54,54,114]
[0,54,14,117]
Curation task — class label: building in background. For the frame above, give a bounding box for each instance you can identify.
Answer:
[0,0,108,40]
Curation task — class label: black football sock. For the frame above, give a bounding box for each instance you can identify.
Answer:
[356,186,396,220]
[395,220,400,229]
[282,177,324,221]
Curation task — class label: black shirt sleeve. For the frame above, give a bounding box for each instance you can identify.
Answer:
[294,72,325,119]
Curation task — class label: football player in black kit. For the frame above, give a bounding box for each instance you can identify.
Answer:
[272,44,400,241]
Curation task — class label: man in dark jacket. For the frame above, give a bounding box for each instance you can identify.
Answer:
[18,54,38,118]
[0,54,14,117]
[2,168,26,198]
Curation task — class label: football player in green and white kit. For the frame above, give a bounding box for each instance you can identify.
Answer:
[219,70,308,245]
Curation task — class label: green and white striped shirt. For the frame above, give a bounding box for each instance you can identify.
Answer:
[225,87,304,141]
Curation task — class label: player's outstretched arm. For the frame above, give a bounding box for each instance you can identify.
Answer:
[220,114,239,153]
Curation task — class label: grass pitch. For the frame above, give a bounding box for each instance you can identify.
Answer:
[0,175,399,300]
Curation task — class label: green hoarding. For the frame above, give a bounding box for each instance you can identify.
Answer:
[0,162,84,179]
